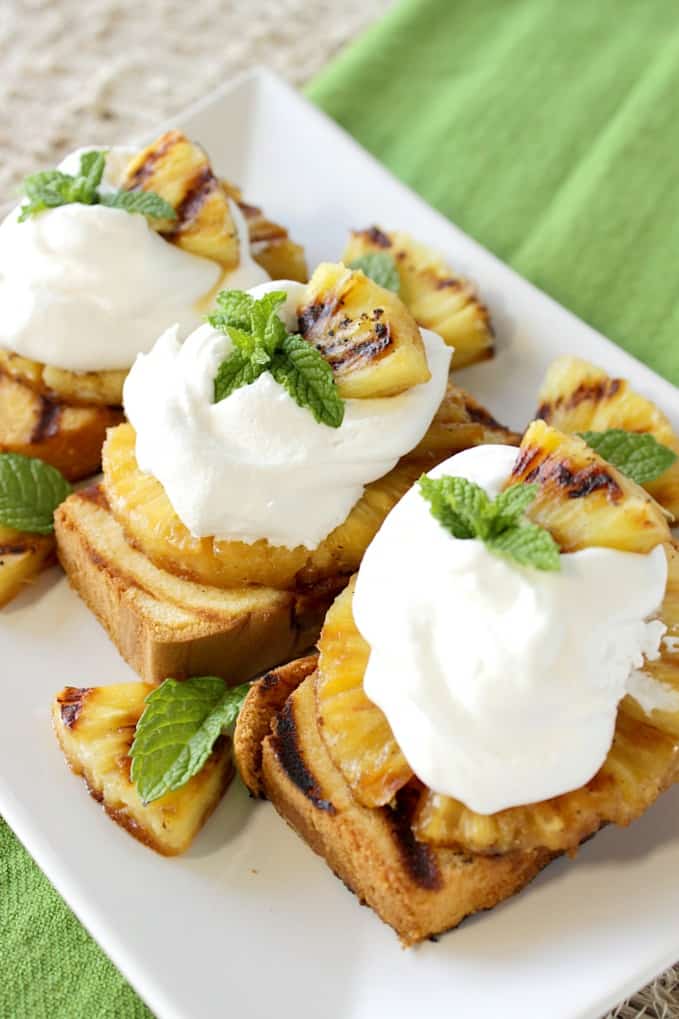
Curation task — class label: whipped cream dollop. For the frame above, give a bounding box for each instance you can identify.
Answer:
[0,146,267,373]
[353,443,673,815]
[124,280,451,549]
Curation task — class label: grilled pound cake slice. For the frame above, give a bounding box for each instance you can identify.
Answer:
[55,486,342,686]
[234,659,553,946]
[0,371,123,481]
[53,683,232,854]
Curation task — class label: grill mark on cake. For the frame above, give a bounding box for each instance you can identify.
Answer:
[464,400,503,430]
[31,397,62,443]
[273,700,335,814]
[57,687,92,729]
[77,484,110,510]
[387,792,442,891]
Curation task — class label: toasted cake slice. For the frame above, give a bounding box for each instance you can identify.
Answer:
[234,659,553,946]
[0,371,123,481]
[0,522,55,608]
[54,486,344,685]
[53,683,232,854]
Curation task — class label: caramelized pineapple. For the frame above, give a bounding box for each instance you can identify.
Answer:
[315,578,412,806]
[102,382,515,591]
[342,227,493,370]
[52,683,233,855]
[221,181,307,283]
[120,130,239,269]
[0,349,125,407]
[0,522,55,608]
[624,541,679,738]
[510,421,670,553]
[537,356,679,518]
[298,262,430,398]
[411,712,679,853]
[311,424,678,856]
[408,379,520,463]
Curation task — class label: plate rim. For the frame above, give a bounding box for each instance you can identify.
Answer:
[3,65,679,1019]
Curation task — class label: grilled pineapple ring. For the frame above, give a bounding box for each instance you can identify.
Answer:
[315,425,679,855]
[102,385,517,592]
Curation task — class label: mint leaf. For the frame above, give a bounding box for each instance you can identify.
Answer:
[419,474,489,539]
[214,349,267,401]
[129,676,249,804]
[0,453,71,534]
[209,290,258,333]
[18,149,177,224]
[211,288,344,427]
[487,523,561,572]
[79,150,106,193]
[348,253,400,293]
[418,474,560,571]
[100,189,177,221]
[271,335,345,428]
[579,429,678,485]
[487,483,538,531]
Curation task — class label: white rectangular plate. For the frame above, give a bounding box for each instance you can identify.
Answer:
[2,68,679,1019]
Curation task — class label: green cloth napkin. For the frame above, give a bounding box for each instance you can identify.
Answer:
[4,0,679,1015]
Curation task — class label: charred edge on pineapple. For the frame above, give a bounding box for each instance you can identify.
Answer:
[536,379,622,421]
[124,130,178,188]
[57,687,92,729]
[31,395,63,443]
[0,543,33,556]
[355,226,391,248]
[513,447,623,501]
[272,700,336,814]
[298,305,393,372]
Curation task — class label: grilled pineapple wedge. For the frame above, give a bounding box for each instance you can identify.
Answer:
[298,263,430,398]
[537,355,679,518]
[102,384,518,592]
[120,130,308,282]
[121,129,239,268]
[314,425,679,856]
[511,420,669,553]
[0,370,123,481]
[342,227,493,370]
[53,683,233,855]
[0,522,55,608]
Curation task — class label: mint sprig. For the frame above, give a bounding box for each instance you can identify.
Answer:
[579,429,677,485]
[18,150,177,224]
[419,475,561,571]
[129,676,249,805]
[210,289,345,428]
[348,252,400,293]
[0,453,71,534]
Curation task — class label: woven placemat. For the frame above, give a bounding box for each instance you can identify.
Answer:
[0,2,677,1017]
